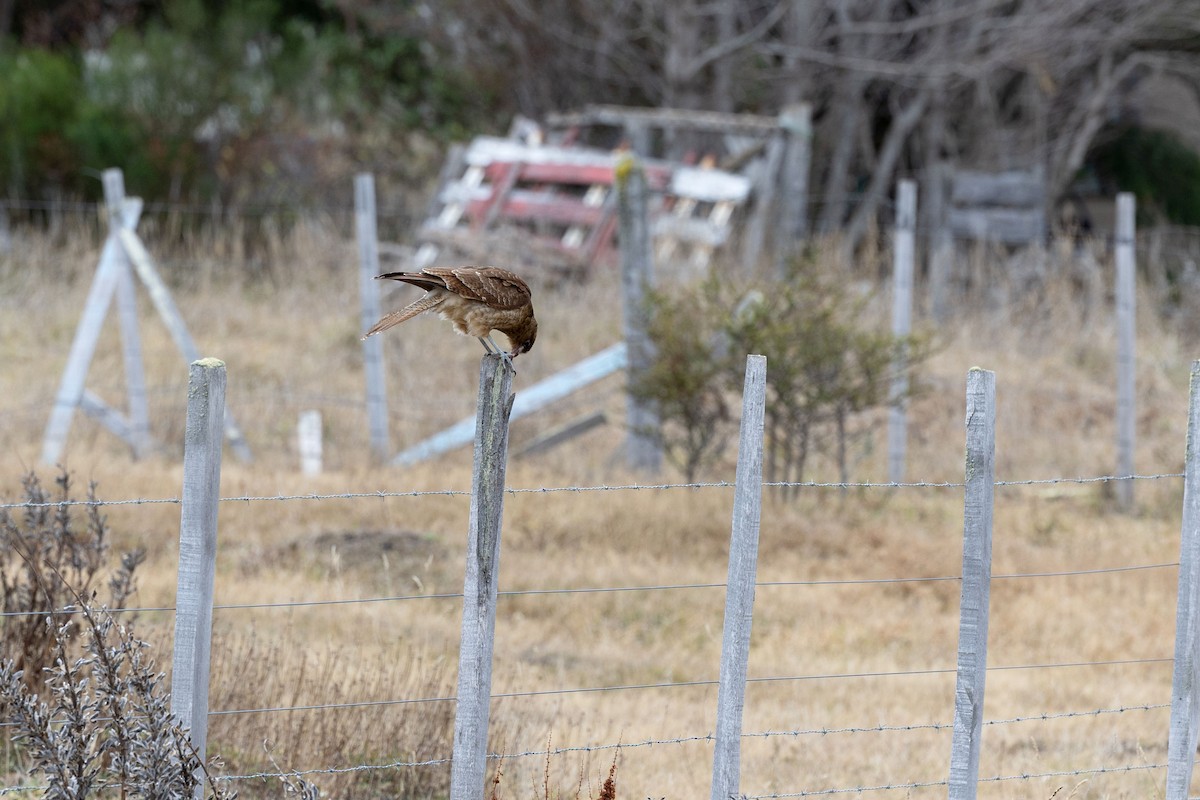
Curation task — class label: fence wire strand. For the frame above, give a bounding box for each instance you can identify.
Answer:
[0,704,1173,793]
[0,471,1183,511]
[0,561,1177,619]
[0,467,1187,793]
[199,659,1170,721]
[206,704,1169,785]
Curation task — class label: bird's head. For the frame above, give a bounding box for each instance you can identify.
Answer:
[508,316,537,359]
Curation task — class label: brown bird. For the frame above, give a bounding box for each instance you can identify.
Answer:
[363,266,538,365]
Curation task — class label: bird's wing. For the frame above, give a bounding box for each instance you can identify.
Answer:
[375,271,449,292]
[429,266,531,309]
[363,293,445,338]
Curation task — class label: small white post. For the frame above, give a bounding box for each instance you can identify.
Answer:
[355,173,390,461]
[947,368,997,800]
[888,180,917,483]
[711,355,767,800]
[170,358,226,792]
[449,354,515,800]
[1165,361,1200,800]
[298,410,323,476]
[1115,192,1136,510]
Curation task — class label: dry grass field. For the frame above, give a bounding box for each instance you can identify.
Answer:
[1,215,1198,799]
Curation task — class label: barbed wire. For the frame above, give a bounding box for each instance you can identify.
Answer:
[0,561,1175,620]
[745,760,1174,799]
[0,470,1184,511]
[204,702,1169,786]
[199,658,1169,722]
[0,702,1171,791]
[0,759,1174,797]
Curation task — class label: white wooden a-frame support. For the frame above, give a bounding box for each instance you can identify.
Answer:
[41,168,253,465]
[392,343,627,466]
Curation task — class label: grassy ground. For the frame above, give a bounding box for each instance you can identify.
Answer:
[0,218,1196,799]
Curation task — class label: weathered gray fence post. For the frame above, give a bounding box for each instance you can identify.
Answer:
[355,173,391,461]
[711,354,767,800]
[615,153,662,474]
[106,170,152,458]
[741,135,784,272]
[1165,360,1200,800]
[927,161,954,323]
[171,358,226,792]
[118,226,254,463]
[1114,192,1136,510]
[947,367,997,800]
[41,169,145,465]
[887,180,917,484]
[449,354,515,800]
[775,102,812,278]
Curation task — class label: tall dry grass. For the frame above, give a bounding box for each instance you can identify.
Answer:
[1,215,1198,798]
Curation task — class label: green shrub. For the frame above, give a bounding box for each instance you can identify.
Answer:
[0,47,85,194]
[632,270,931,488]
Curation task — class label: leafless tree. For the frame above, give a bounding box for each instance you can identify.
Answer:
[362,0,1197,241]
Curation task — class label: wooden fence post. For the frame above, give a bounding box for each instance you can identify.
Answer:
[170,358,226,793]
[1115,192,1136,510]
[106,170,152,458]
[711,354,767,800]
[41,169,144,465]
[118,226,253,463]
[888,180,917,483]
[355,173,391,461]
[741,135,784,272]
[927,161,954,324]
[947,367,997,800]
[449,354,515,800]
[1165,360,1200,800]
[615,154,662,474]
[775,102,812,278]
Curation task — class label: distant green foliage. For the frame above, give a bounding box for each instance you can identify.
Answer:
[0,0,486,203]
[0,47,84,192]
[1091,127,1200,226]
[631,270,932,487]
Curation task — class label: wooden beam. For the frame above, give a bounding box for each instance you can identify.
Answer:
[392,344,627,466]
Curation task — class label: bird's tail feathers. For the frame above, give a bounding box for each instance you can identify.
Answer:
[363,294,444,338]
[376,271,443,291]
